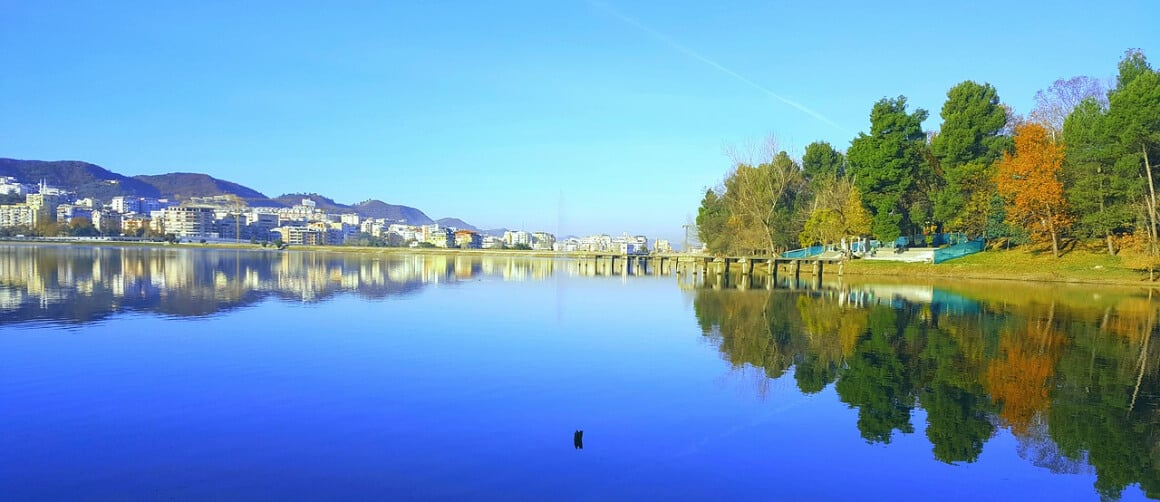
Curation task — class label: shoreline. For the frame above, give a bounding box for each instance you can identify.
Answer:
[2,238,1157,287]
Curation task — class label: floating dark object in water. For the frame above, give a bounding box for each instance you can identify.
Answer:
[573,430,584,449]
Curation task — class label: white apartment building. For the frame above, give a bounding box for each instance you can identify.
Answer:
[161,206,216,238]
[532,232,556,251]
[504,230,532,247]
[0,177,26,196]
[0,204,33,227]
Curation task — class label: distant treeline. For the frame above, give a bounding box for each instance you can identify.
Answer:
[697,49,1159,260]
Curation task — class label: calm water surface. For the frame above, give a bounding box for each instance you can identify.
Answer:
[1,244,1158,500]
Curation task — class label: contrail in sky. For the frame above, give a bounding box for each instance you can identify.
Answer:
[588,0,851,135]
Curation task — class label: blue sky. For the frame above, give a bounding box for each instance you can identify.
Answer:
[2,0,1157,244]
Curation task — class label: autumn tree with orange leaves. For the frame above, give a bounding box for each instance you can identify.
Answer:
[995,123,1072,258]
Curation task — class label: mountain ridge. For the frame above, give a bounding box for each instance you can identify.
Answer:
[0,158,455,226]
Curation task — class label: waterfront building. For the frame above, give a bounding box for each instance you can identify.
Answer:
[482,235,504,249]
[120,214,151,236]
[425,225,453,248]
[56,204,92,223]
[504,230,532,247]
[161,206,216,239]
[26,192,63,227]
[454,230,482,249]
[0,204,33,228]
[532,232,556,251]
[91,210,122,235]
[272,225,325,246]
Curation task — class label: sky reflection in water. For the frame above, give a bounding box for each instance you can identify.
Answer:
[0,244,1156,501]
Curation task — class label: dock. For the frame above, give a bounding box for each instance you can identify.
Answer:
[574,251,845,288]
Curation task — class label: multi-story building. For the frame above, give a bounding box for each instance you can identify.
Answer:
[532,232,556,251]
[120,214,150,236]
[161,206,216,239]
[216,213,249,240]
[56,204,92,223]
[654,239,673,253]
[272,225,325,246]
[26,192,63,226]
[0,204,33,228]
[111,196,171,215]
[249,213,280,240]
[91,211,122,235]
[454,230,482,249]
[389,223,421,243]
[0,177,26,196]
[504,230,532,248]
[553,237,580,253]
[482,235,504,249]
[425,225,453,248]
[110,196,139,214]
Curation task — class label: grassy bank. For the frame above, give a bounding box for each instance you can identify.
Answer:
[841,244,1152,285]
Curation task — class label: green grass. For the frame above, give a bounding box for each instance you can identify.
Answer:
[843,244,1150,285]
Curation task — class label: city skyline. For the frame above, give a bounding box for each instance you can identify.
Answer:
[2,1,1157,244]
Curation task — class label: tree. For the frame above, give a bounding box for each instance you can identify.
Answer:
[800,177,871,246]
[930,81,1011,233]
[995,123,1071,257]
[1104,51,1160,262]
[1062,97,1135,254]
[696,188,731,254]
[1030,76,1108,140]
[802,141,845,182]
[68,216,98,237]
[722,143,805,254]
[847,96,930,242]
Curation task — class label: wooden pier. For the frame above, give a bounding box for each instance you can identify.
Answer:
[574,252,845,287]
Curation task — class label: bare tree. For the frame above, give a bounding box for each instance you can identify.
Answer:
[722,135,805,254]
[1029,76,1107,141]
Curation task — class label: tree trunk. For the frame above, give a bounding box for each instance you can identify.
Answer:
[1047,211,1060,258]
[1144,143,1158,260]
[1107,232,1115,255]
[1129,308,1153,415]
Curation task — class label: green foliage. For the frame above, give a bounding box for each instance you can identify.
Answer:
[931,81,1011,230]
[1063,97,1137,243]
[696,188,731,253]
[931,81,1010,168]
[1113,48,1152,94]
[834,308,916,443]
[802,141,845,181]
[847,96,930,242]
[1106,63,1160,162]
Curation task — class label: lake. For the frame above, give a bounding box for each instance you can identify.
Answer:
[1,244,1158,501]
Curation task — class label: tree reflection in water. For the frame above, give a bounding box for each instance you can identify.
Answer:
[692,283,1160,500]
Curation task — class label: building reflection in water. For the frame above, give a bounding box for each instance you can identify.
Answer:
[0,245,573,324]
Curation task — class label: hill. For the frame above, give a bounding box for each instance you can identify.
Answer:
[134,173,276,204]
[274,193,350,212]
[0,158,160,200]
[1,157,462,227]
[436,218,477,231]
[351,199,434,225]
